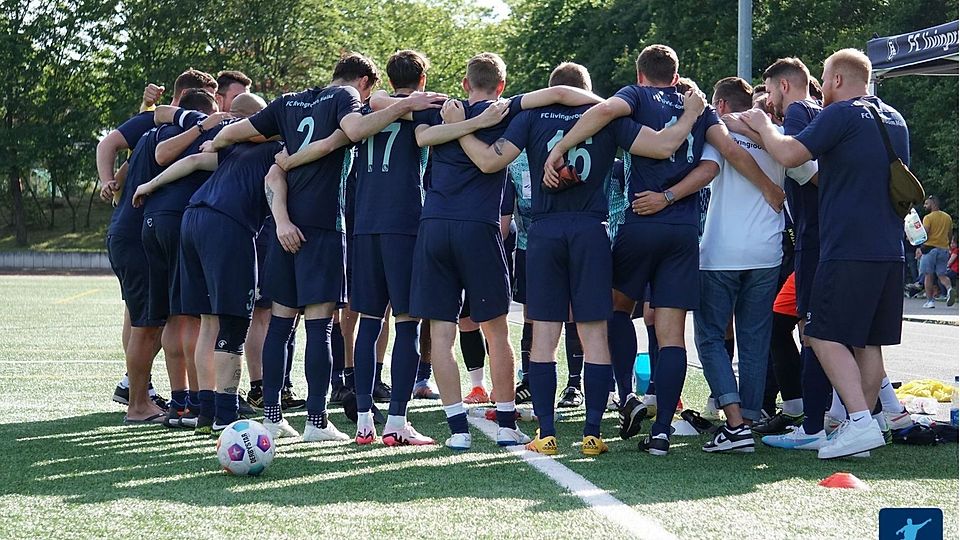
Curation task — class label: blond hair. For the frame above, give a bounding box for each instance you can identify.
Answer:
[466,53,507,93]
[825,48,871,84]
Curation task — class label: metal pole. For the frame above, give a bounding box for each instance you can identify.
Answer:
[738,0,753,80]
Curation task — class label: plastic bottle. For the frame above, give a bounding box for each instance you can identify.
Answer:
[904,208,928,246]
[951,375,959,427]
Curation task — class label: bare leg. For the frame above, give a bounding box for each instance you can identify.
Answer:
[430,320,460,406]
[809,337,869,413]
[244,306,271,382]
[125,326,164,419]
[480,315,515,404]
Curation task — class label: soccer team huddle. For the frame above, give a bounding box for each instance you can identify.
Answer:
[98,42,913,461]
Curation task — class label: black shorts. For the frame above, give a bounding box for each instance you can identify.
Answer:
[804,260,904,348]
[254,218,274,309]
[179,207,257,318]
[513,248,527,305]
[141,213,184,320]
[794,247,820,318]
[107,234,163,328]
[263,226,346,309]
[612,222,699,310]
[350,233,416,317]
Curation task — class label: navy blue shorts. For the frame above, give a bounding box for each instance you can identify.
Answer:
[504,228,517,288]
[107,235,162,327]
[794,247,819,318]
[254,218,274,309]
[179,207,257,318]
[526,216,612,322]
[513,248,527,304]
[804,260,904,348]
[612,222,699,310]
[351,233,416,317]
[410,219,511,323]
[263,226,346,309]
[141,213,184,320]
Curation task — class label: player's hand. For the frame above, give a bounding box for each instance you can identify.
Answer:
[763,184,786,213]
[199,140,216,153]
[632,191,669,215]
[131,182,154,208]
[143,83,165,107]
[683,89,706,116]
[274,149,292,171]
[404,91,447,112]
[721,112,751,135]
[201,112,232,131]
[740,108,770,130]
[440,99,465,123]
[474,100,510,128]
[543,148,565,187]
[276,219,306,254]
[99,181,118,202]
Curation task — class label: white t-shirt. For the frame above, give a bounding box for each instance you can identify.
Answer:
[699,129,816,271]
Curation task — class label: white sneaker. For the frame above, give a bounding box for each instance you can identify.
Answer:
[496,426,532,446]
[263,417,299,439]
[823,414,843,435]
[606,391,618,411]
[762,426,826,451]
[702,397,722,421]
[818,419,885,459]
[922,300,936,309]
[641,394,658,416]
[303,419,350,442]
[445,432,472,450]
[355,411,376,445]
[884,409,914,430]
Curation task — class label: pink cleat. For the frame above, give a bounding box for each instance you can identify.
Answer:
[382,423,436,446]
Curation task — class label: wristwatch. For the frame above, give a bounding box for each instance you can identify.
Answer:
[197,120,207,135]
[663,190,676,205]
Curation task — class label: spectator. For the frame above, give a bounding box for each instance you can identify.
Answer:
[947,236,959,287]
[917,195,955,308]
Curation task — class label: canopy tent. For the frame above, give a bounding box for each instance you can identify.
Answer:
[867,20,959,81]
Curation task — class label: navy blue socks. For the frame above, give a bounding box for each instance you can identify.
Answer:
[198,389,215,421]
[801,346,831,433]
[520,322,533,383]
[262,315,296,408]
[528,361,557,437]
[608,310,637,404]
[584,362,611,437]
[214,392,238,425]
[645,324,658,394]
[389,320,420,417]
[331,322,345,390]
[653,347,687,437]
[354,317,382,413]
[303,318,333,416]
[564,322,584,388]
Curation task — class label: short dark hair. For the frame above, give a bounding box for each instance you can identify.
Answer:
[675,76,701,94]
[386,50,429,90]
[713,77,753,112]
[174,68,217,96]
[216,70,252,93]
[179,88,217,114]
[808,77,823,100]
[927,195,942,208]
[466,53,507,93]
[332,53,380,88]
[751,83,766,97]
[635,45,678,86]
[762,57,811,89]
[548,62,591,90]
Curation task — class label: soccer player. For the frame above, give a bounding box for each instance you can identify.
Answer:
[450,62,703,455]
[544,45,784,456]
[205,53,445,441]
[740,48,909,459]
[215,70,252,112]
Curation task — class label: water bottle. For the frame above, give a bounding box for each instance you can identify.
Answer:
[950,375,959,427]
[904,208,928,246]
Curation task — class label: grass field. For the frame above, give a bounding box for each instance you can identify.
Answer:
[0,203,111,252]
[1,275,957,539]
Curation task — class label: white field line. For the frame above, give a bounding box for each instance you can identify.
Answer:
[467,414,677,540]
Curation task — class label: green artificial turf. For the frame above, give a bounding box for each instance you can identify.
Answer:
[0,276,956,539]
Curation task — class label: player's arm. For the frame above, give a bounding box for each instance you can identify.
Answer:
[628,91,706,159]
[96,130,128,201]
[415,100,509,148]
[544,96,632,184]
[631,159,719,216]
[264,165,305,254]
[518,86,603,110]
[340,92,446,143]
[720,112,764,146]
[140,83,164,113]
[459,136,521,174]
[155,113,232,166]
[275,129,351,172]
[132,153,219,207]
[706,123,785,212]
[740,109,813,168]
[368,90,415,121]
[110,162,128,204]
[204,119,262,153]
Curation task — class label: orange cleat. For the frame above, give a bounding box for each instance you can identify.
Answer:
[463,386,491,404]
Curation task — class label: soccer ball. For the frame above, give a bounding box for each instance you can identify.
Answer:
[216,420,275,476]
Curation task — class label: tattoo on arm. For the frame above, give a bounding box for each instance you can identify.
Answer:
[494,138,506,156]
[265,185,274,209]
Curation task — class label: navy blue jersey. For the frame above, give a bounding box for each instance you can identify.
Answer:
[143,123,225,217]
[614,85,722,226]
[188,141,283,235]
[502,104,639,219]
[107,126,181,238]
[344,152,359,236]
[117,111,156,149]
[353,100,431,236]
[783,99,822,252]
[248,86,360,231]
[795,96,908,262]
[420,96,525,226]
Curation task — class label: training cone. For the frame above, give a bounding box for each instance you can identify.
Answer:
[818,472,869,490]
[670,419,700,436]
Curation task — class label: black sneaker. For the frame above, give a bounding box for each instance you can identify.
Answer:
[557,386,584,408]
[281,388,306,410]
[163,407,186,428]
[150,393,169,411]
[329,385,353,405]
[703,423,755,453]
[680,409,716,434]
[237,393,257,417]
[211,420,230,437]
[751,411,803,435]
[618,394,646,440]
[638,433,670,456]
[112,385,129,405]
[514,381,532,404]
[373,381,392,403]
[194,415,214,436]
[246,386,264,409]
[180,407,200,428]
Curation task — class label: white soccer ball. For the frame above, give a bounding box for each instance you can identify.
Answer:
[216,419,275,476]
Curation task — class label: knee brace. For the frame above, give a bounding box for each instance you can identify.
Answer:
[216,315,251,356]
